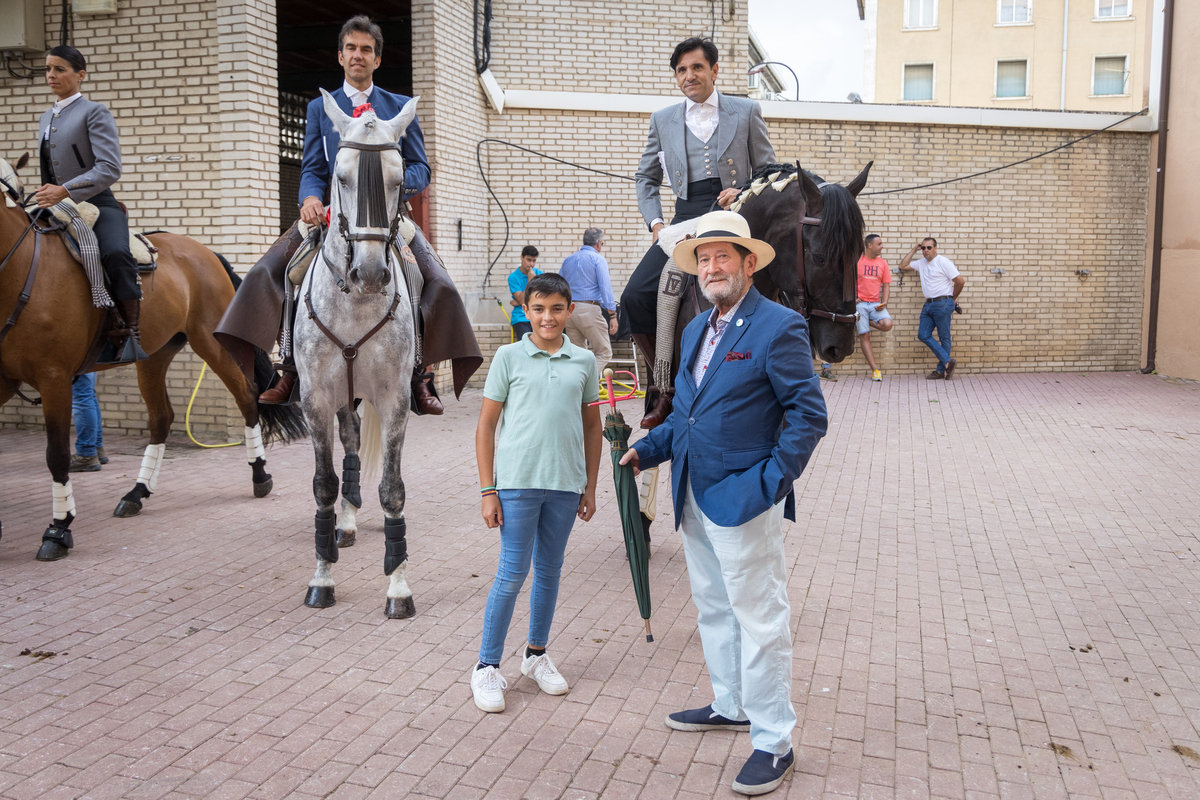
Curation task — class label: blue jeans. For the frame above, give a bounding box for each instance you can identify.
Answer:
[918,297,954,372]
[72,372,104,457]
[479,489,581,665]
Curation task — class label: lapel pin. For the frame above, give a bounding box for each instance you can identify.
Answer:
[736,319,743,327]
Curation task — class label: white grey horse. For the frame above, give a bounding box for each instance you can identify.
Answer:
[293,89,417,619]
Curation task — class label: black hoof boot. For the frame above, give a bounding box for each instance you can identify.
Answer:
[36,522,74,562]
[253,477,274,498]
[336,528,355,548]
[304,586,336,608]
[114,484,150,518]
[385,596,416,619]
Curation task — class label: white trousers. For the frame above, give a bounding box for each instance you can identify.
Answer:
[563,302,612,375]
[680,483,796,755]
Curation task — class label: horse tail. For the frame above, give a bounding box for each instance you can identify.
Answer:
[358,401,384,488]
[212,249,308,444]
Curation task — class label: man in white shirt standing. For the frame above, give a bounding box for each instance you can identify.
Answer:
[900,237,965,379]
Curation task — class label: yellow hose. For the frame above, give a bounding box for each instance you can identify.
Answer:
[185,363,242,448]
[496,298,514,342]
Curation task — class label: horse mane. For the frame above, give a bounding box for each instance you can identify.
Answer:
[748,162,864,276]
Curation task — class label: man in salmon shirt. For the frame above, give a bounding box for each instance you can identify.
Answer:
[856,234,894,381]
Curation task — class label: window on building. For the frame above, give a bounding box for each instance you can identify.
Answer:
[903,64,935,101]
[996,60,1028,97]
[905,0,937,28]
[1096,0,1130,18]
[999,0,1031,23]
[1093,56,1128,95]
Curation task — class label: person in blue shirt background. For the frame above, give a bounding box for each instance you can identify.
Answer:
[507,245,542,340]
[558,228,618,375]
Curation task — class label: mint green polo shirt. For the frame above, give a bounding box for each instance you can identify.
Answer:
[484,333,601,493]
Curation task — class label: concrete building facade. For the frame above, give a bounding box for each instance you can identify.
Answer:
[0,0,1169,442]
[863,0,1150,112]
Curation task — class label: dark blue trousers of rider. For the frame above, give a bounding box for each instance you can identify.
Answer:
[88,188,141,301]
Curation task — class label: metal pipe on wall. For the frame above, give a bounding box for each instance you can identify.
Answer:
[1060,0,1069,110]
[1143,0,1175,374]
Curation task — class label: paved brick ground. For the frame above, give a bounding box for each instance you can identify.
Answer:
[2,372,1200,799]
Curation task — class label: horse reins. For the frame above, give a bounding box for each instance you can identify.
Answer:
[0,175,66,404]
[793,174,859,326]
[304,138,406,409]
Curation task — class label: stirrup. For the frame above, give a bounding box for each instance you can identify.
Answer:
[96,336,149,365]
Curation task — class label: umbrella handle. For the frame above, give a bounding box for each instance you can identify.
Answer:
[589,368,640,408]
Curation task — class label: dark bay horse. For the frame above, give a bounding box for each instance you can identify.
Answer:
[0,154,305,561]
[668,161,872,369]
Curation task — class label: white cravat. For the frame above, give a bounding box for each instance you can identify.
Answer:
[685,91,719,144]
[45,92,82,139]
[342,80,375,109]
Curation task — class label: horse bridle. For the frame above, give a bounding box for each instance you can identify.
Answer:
[304,139,405,409]
[794,182,858,326]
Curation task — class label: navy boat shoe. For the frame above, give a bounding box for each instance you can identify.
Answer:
[732,748,795,796]
[665,704,751,732]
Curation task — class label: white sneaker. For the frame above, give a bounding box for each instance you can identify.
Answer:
[520,650,569,695]
[470,665,507,712]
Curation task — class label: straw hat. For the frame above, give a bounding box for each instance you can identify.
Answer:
[671,210,776,275]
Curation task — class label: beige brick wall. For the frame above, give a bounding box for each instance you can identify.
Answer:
[0,0,277,441]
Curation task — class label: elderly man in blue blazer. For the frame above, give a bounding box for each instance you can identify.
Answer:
[621,211,827,796]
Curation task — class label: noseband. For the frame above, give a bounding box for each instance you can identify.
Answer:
[794,180,858,326]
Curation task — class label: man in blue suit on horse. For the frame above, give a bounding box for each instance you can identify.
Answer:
[217,14,480,412]
[620,211,828,796]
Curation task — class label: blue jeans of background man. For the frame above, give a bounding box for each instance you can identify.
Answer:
[72,372,104,457]
[918,297,954,372]
[479,489,581,665]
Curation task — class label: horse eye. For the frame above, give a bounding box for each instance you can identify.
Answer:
[812,253,825,264]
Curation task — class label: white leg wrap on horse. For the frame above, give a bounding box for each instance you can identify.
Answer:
[244,425,265,462]
[310,560,335,587]
[138,443,166,493]
[52,480,75,521]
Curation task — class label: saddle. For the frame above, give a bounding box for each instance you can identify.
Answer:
[44,198,158,271]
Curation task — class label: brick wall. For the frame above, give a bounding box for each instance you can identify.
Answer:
[0,0,278,441]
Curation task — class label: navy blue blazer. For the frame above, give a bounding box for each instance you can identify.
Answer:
[632,287,828,529]
[298,86,431,207]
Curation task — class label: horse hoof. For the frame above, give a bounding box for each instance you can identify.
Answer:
[253,477,273,498]
[304,586,336,608]
[335,528,355,548]
[35,541,70,561]
[113,500,142,518]
[385,596,415,619]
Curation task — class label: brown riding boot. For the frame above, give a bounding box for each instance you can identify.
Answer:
[640,388,675,429]
[411,367,444,415]
[259,371,297,405]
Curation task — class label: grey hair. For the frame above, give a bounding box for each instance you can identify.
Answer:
[583,227,604,247]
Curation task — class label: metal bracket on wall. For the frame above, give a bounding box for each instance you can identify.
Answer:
[1075,269,1091,281]
[990,268,1006,276]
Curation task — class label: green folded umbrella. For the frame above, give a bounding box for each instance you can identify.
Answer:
[604,409,653,642]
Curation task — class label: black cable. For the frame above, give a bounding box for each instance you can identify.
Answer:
[710,0,716,41]
[61,0,70,46]
[4,55,40,81]
[475,108,1148,288]
[473,0,492,75]
[860,107,1147,196]
[476,138,636,291]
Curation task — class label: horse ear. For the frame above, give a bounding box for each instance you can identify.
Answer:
[321,88,353,136]
[796,162,823,211]
[15,153,29,171]
[385,96,420,141]
[846,161,873,198]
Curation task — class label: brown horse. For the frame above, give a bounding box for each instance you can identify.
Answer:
[0,154,305,561]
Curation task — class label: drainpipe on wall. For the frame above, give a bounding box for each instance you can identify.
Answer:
[1143,0,1175,374]
[1060,0,1069,110]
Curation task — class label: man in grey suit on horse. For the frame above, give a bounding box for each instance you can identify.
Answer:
[621,37,777,429]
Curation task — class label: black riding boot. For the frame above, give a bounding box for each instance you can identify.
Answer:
[97,296,149,365]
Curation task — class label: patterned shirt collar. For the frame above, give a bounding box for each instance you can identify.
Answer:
[706,292,747,333]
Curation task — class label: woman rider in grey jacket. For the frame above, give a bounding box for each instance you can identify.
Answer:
[35,45,145,363]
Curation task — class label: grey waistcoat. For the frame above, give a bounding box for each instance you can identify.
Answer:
[684,126,718,184]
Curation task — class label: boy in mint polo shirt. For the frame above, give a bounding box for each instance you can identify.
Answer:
[472,273,603,713]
